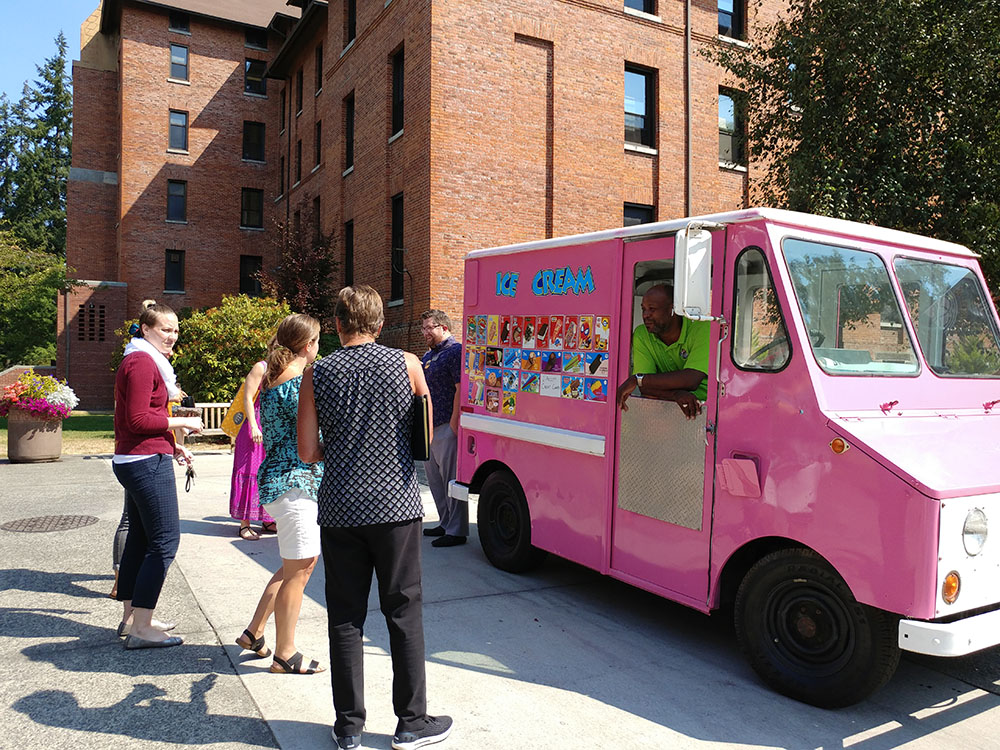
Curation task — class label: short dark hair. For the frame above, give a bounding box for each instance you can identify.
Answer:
[420,309,452,331]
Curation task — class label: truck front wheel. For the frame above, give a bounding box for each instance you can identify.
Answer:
[734,548,900,708]
[477,469,547,573]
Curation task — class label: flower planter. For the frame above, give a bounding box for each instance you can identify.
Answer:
[6,406,63,463]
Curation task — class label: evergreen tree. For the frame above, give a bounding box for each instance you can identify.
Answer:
[711,1,1000,291]
[0,33,72,256]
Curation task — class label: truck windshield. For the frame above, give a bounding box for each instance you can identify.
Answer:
[893,258,1000,377]
[783,239,919,375]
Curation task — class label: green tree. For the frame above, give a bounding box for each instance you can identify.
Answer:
[113,295,292,402]
[0,33,72,256]
[0,229,75,367]
[711,1,1000,292]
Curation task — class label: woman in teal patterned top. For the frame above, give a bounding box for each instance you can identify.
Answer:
[235,314,326,675]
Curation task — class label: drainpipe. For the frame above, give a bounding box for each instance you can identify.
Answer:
[685,0,692,216]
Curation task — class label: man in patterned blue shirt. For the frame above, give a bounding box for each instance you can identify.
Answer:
[419,310,467,548]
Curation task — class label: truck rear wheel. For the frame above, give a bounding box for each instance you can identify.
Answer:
[477,469,547,573]
[734,548,900,708]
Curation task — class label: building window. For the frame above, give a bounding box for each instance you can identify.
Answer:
[344,92,355,170]
[719,89,745,165]
[624,203,654,226]
[77,304,107,342]
[168,11,189,33]
[719,0,745,40]
[315,45,323,94]
[246,28,267,50]
[240,255,263,295]
[296,69,304,114]
[165,250,185,291]
[243,121,266,162]
[293,210,301,237]
[390,192,404,300]
[625,0,654,13]
[241,188,264,228]
[391,48,404,136]
[625,65,655,148]
[295,140,302,183]
[169,44,188,81]
[345,0,357,46]
[279,89,286,132]
[167,180,187,222]
[279,155,285,195]
[245,59,266,96]
[314,120,322,167]
[313,196,322,244]
[168,110,188,151]
[344,220,354,286]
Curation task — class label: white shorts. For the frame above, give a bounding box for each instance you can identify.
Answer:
[265,488,320,560]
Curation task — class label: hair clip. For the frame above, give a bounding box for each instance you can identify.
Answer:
[129,323,140,336]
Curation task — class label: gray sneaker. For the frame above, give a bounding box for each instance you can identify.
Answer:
[331,729,361,749]
[391,715,453,750]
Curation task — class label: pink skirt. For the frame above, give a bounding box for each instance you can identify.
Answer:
[229,402,273,523]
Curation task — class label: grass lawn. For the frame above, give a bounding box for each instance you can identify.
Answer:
[0,412,230,456]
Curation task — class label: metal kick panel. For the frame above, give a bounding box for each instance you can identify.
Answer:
[617,397,706,530]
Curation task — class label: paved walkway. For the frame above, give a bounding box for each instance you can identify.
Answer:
[3,453,1000,749]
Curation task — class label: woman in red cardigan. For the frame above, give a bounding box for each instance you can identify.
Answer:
[113,302,202,649]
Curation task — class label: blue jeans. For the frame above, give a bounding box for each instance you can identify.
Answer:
[113,454,180,610]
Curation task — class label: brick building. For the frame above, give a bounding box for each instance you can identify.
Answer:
[63,0,784,407]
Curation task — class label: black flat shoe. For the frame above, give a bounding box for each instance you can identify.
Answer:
[431,535,467,548]
[423,525,446,537]
[124,634,183,650]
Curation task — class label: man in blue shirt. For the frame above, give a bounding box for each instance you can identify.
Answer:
[419,310,467,548]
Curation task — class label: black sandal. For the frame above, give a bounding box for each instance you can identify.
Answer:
[235,628,271,658]
[270,651,325,674]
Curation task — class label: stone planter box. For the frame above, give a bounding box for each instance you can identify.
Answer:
[6,406,63,463]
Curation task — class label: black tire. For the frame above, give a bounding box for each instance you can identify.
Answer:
[477,469,547,573]
[734,548,900,708]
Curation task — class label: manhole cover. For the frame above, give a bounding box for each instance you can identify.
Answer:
[0,515,100,533]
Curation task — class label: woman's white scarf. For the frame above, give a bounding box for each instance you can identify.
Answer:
[124,337,180,401]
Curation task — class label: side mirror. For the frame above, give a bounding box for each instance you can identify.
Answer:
[673,225,716,320]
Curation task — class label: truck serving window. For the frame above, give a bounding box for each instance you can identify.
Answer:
[783,239,919,375]
[733,248,790,370]
[894,258,1000,377]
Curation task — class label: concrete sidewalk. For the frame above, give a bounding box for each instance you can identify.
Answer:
[3,453,1000,750]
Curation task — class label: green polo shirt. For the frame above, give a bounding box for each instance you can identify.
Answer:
[631,317,710,400]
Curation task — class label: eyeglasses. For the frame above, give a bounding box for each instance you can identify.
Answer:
[420,324,442,333]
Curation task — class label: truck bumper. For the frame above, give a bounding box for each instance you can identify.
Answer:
[448,481,470,502]
[899,607,1000,656]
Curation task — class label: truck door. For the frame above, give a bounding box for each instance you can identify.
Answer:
[610,234,719,607]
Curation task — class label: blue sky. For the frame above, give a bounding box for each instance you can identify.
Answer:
[1,1,97,103]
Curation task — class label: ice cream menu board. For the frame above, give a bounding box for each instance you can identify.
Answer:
[465,314,611,417]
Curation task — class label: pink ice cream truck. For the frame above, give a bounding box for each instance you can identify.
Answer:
[447,207,1000,707]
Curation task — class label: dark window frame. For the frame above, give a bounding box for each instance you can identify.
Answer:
[245,58,267,96]
[241,187,264,229]
[296,69,304,114]
[295,140,302,183]
[345,0,357,46]
[719,88,746,165]
[169,44,188,81]
[168,11,190,33]
[344,220,354,286]
[279,88,286,132]
[242,121,266,162]
[167,180,187,222]
[314,120,322,167]
[315,44,323,95]
[718,0,745,40]
[625,0,655,13]
[625,64,656,148]
[165,249,185,291]
[731,246,792,372]
[279,155,285,196]
[245,28,268,50]
[239,254,263,296]
[391,47,404,136]
[390,192,404,300]
[623,202,655,227]
[312,196,322,245]
[168,109,188,151]
[344,92,355,170]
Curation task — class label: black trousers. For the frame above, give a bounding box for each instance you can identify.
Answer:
[112,454,180,610]
[320,518,426,737]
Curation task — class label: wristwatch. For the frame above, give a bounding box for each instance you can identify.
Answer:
[635,373,645,392]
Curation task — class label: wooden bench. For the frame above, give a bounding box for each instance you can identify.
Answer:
[177,402,233,450]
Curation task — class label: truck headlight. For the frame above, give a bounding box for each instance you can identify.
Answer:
[963,508,988,556]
